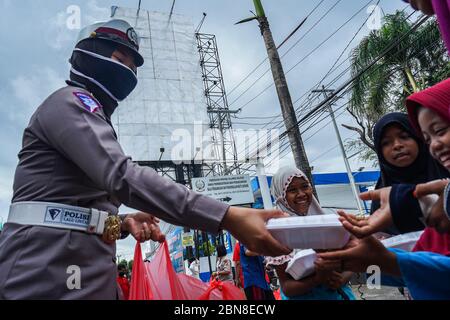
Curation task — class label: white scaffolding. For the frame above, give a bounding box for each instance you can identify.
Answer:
[111,6,217,163]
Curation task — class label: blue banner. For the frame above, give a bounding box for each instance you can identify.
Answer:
[167,227,185,273]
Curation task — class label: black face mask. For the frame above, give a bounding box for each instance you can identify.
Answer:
[70,48,138,102]
[119,272,127,277]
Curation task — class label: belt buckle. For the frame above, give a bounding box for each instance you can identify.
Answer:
[102,215,121,244]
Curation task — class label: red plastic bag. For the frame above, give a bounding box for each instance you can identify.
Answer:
[198,279,246,300]
[273,288,281,300]
[145,241,208,299]
[177,273,210,299]
[129,242,154,300]
[145,241,191,299]
[131,240,245,300]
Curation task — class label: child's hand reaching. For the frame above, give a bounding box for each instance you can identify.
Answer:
[336,187,394,238]
[414,179,449,198]
[415,179,450,233]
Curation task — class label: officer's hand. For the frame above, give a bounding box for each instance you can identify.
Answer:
[220,207,291,257]
[122,212,166,243]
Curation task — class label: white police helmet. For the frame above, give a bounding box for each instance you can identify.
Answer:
[75,19,144,67]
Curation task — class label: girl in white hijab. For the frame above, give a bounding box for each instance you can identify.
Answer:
[271,166,324,216]
[267,166,355,300]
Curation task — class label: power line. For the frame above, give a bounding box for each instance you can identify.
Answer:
[229,0,345,107]
[228,0,343,105]
[236,1,407,133]
[311,0,382,95]
[264,102,351,168]
[249,94,352,168]
[137,0,142,16]
[277,17,308,50]
[233,121,277,125]
[229,26,372,168]
[231,47,358,161]
[231,0,372,111]
[233,0,385,133]
[232,6,418,168]
[169,0,176,17]
[281,14,430,140]
[264,33,441,168]
[234,114,281,120]
[291,5,413,121]
[256,25,439,169]
[229,39,366,165]
[227,0,329,97]
[195,13,207,33]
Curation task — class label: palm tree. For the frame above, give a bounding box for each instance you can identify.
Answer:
[343,11,449,162]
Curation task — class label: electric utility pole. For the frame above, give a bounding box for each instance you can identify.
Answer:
[237,0,315,194]
[312,87,365,215]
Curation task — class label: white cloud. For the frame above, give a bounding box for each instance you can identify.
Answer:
[0,0,12,9]
[45,0,110,51]
[0,166,14,224]
[84,0,110,25]
[46,8,78,50]
[0,66,64,224]
[8,66,65,123]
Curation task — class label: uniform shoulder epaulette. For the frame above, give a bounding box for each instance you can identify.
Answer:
[73,91,102,113]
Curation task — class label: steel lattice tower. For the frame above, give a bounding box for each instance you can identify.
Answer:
[196,33,240,177]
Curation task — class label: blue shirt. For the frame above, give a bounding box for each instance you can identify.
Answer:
[239,244,270,290]
[381,248,450,300]
[281,284,355,300]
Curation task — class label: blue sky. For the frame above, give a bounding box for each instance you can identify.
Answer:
[0,0,413,258]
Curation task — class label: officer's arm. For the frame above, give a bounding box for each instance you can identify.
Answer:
[36,92,229,233]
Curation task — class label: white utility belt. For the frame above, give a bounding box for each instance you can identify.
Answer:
[7,201,122,243]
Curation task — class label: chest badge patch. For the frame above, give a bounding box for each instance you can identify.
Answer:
[73,92,101,113]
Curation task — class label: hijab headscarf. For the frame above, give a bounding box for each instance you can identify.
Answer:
[373,112,448,188]
[414,227,450,256]
[432,0,450,54]
[271,166,324,216]
[403,0,450,54]
[405,78,450,255]
[371,112,449,224]
[266,166,325,268]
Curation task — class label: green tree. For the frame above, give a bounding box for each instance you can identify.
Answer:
[128,259,133,272]
[118,259,128,270]
[199,240,216,257]
[344,12,450,163]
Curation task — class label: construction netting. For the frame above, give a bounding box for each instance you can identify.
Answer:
[111,7,216,163]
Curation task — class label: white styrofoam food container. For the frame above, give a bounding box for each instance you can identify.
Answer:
[266,214,350,249]
[381,231,424,252]
[285,249,317,280]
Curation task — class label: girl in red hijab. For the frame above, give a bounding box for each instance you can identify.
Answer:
[406,78,450,256]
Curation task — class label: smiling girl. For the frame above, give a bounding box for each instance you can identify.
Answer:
[371,113,448,234]
[266,167,355,300]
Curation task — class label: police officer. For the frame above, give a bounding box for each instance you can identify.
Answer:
[0,19,289,299]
